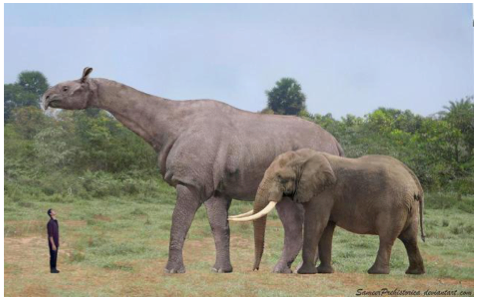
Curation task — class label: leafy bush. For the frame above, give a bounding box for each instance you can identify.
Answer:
[3,70,473,197]
[313,103,473,194]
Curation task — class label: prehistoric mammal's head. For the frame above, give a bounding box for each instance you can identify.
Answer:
[42,67,97,110]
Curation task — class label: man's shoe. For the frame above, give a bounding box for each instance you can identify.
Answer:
[51,269,60,273]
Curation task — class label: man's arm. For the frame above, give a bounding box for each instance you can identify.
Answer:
[49,236,57,251]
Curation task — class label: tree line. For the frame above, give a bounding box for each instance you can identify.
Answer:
[4,72,474,195]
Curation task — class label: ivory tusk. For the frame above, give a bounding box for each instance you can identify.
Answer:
[228,210,254,218]
[228,202,277,222]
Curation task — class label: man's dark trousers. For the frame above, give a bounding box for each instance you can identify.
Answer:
[49,247,58,271]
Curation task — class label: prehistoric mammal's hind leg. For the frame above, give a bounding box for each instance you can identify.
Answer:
[399,223,425,275]
[317,222,336,273]
[204,195,233,273]
[274,198,304,273]
[165,184,202,274]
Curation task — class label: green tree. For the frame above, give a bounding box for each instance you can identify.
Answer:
[439,96,474,158]
[260,108,274,115]
[5,84,23,122]
[266,78,306,115]
[4,71,49,123]
[17,71,49,96]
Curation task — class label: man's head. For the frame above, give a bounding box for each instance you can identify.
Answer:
[47,209,57,219]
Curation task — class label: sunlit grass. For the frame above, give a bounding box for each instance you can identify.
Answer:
[4,175,474,296]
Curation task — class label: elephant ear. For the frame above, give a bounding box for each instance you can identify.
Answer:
[294,152,336,203]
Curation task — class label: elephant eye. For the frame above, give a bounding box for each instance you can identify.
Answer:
[62,86,69,92]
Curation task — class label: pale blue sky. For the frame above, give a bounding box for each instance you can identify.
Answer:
[5,4,474,118]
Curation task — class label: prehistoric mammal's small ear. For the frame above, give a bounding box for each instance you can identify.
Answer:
[81,67,93,83]
[294,152,336,203]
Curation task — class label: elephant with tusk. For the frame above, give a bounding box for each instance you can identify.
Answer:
[230,148,426,275]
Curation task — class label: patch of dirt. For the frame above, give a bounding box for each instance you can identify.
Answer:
[4,233,474,297]
[21,284,51,297]
[184,237,216,264]
[230,235,252,249]
[93,214,112,222]
[451,258,474,268]
[336,271,473,294]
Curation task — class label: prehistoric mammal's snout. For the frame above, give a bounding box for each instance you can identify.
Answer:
[42,92,56,110]
[42,93,50,110]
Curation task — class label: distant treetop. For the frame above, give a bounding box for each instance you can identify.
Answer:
[265,77,306,116]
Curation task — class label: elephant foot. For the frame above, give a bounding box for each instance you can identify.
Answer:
[367,264,390,274]
[211,263,233,273]
[405,266,425,275]
[164,261,186,274]
[317,264,334,274]
[297,264,318,274]
[272,263,293,274]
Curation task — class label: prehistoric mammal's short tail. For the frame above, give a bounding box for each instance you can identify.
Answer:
[336,139,345,158]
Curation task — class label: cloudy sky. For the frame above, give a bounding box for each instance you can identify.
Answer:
[5,4,474,118]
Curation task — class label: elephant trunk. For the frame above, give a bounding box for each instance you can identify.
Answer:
[252,176,282,271]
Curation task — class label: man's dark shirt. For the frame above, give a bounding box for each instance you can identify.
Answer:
[47,219,59,248]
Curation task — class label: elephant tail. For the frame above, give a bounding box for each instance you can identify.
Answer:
[402,162,425,242]
[419,194,425,242]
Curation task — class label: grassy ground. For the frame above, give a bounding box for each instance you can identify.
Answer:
[4,178,474,296]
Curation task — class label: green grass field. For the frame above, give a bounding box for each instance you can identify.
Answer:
[4,177,474,296]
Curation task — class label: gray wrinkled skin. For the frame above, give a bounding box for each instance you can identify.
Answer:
[250,149,425,275]
[42,68,344,273]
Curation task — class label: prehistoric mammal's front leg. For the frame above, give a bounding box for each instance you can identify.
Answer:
[274,198,304,273]
[165,184,202,273]
[204,196,233,273]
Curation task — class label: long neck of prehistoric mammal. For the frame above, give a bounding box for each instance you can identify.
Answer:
[91,78,180,152]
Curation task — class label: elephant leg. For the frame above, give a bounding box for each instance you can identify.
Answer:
[368,237,394,274]
[273,197,304,273]
[399,223,425,275]
[297,204,329,274]
[296,235,320,272]
[368,215,399,275]
[204,195,233,273]
[165,184,202,273]
[317,222,336,273]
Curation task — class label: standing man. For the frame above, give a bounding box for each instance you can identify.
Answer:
[46,209,60,273]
